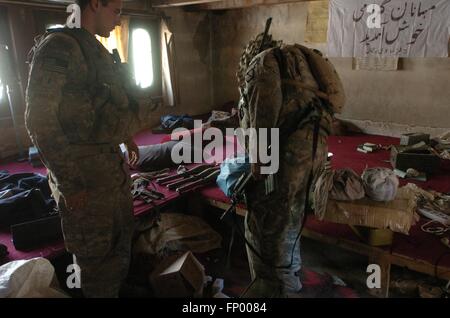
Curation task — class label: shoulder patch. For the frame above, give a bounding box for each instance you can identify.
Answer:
[42,56,69,74]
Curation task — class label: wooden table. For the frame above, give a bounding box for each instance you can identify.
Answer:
[203,197,450,298]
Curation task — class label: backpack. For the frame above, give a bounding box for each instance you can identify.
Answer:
[238,44,345,134]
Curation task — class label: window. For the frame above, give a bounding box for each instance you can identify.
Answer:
[0,8,10,106]
[128,17,161,97]
[0,77,3,101]
[94,17,161,96]
[132,28,153,89]
[47,24,65,30]
[96,32,119,54]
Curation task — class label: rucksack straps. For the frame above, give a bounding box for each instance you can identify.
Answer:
[44,27,98,96]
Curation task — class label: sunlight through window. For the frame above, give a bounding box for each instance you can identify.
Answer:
[47,24,65,30]
[0,77,3,101]
[96,32,118,54]
[132,28,153,89]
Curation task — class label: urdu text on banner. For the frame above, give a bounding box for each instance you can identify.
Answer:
[327,0,450,57]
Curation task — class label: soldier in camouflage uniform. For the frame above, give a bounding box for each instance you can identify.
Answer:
[237,34,342,297]
[25,0,155,297]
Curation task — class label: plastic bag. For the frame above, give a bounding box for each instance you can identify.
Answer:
[216,155,250,197]
[160,114,194,130]
[133,213,222,256]
[0,257,68,298]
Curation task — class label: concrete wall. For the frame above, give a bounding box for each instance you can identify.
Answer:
[161,8,213,118]
[210,2,450,137]
[211,3,313,107]
[127,8,215,132]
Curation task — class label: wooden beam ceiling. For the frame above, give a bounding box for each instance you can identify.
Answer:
[151,0,323,11]
[151,0,223,8]
[191,0,322,11]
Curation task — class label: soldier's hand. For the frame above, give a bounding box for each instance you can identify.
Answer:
[65,191,88,212]
[125,139,140,168]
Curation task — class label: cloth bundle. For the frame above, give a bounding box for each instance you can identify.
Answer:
[330,168,365,201]
[362,167,399,202]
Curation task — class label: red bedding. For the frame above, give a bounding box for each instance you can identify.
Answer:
[1,132,449,270]
[200,134,450,269]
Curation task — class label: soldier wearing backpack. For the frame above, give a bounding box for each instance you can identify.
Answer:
[237,29,345,297]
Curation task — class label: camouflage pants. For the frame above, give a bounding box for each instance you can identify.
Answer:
[51,156,135,298]
[243,126,328,298]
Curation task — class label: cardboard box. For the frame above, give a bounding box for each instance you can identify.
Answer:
[399,133,430,146]
[323,187,417,235]
[350,226,394,246]
[149,251,205,298]
[390,145,440,174]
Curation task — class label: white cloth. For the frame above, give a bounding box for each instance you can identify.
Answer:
[328,0,450,57]
[0,258,68,298]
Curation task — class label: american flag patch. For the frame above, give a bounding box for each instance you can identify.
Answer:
[42,57,69,74]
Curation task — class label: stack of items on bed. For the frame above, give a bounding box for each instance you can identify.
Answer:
[0,171,61,250]
[313,166,420,246]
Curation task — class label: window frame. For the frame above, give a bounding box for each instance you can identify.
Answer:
[128,16,162,98]
[0,77,4,103]
[0,6,12,113]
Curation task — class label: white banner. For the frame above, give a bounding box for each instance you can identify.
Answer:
[328,0,450,57]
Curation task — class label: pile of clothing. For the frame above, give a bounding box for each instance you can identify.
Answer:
[0,171,55,227]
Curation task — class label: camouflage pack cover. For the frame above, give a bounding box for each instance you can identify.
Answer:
[295,45,346,114]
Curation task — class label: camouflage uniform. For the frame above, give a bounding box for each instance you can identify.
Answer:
[238,44,334,298]
[25,28,154,297]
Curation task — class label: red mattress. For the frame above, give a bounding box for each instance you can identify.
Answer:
[200,134,450,270]
[327,135,450,194]
[1,132,449,271]
[0,130,171,264]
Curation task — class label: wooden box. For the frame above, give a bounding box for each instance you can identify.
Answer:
[390,146,440,174]
[399,133,430,146]
[350,226,394,246]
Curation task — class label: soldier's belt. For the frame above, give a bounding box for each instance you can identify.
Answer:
[68,144,119,158]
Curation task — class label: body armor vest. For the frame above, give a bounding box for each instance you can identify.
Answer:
[29,27,136,145]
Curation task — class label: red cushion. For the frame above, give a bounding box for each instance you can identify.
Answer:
[161,127,206,144]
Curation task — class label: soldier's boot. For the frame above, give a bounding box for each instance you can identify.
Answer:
[240,277,284,298]
[278,268,303,295]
